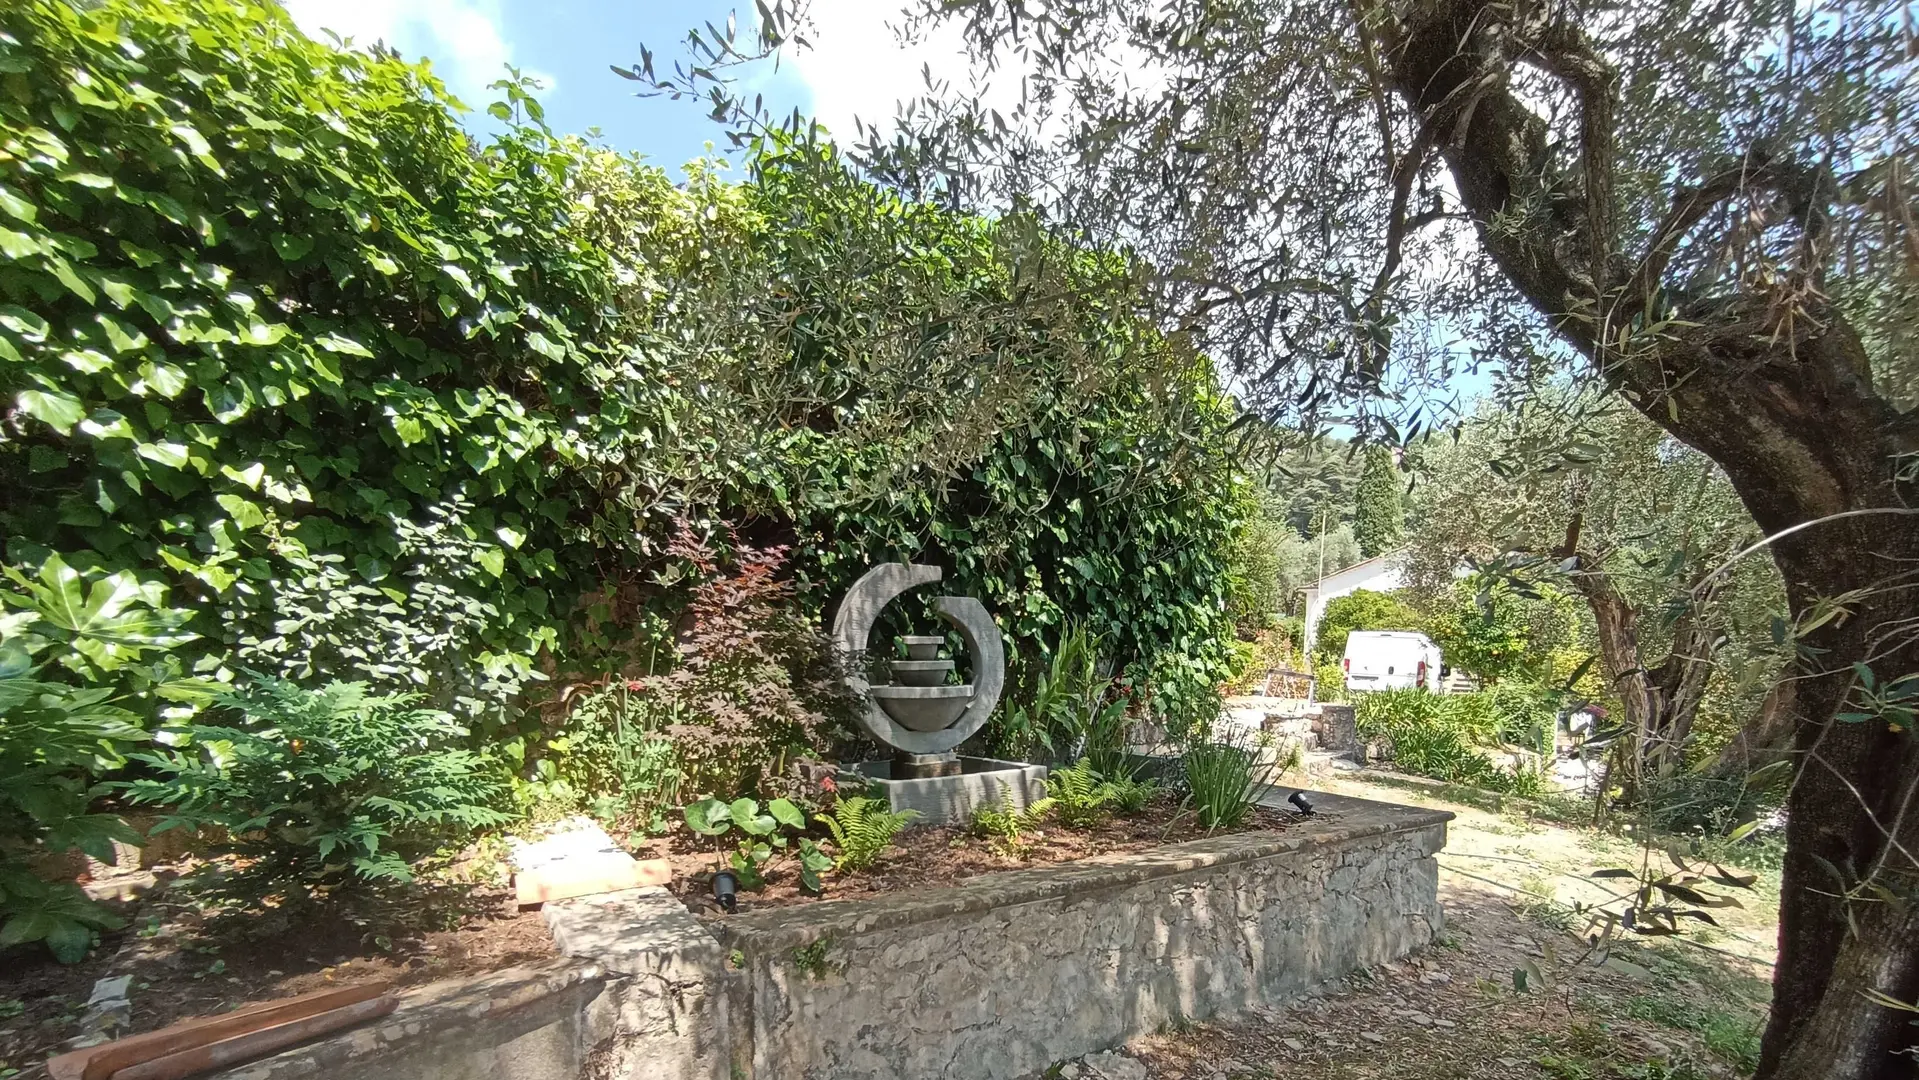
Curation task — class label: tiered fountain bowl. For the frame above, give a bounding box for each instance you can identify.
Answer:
[868,635,974,732]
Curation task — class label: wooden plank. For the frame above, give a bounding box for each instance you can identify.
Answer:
[513,855,670,906]
[47,982,390,1080]
[109,995,396,1080]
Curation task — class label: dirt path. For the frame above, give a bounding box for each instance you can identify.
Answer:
[1067,773,1778,1080]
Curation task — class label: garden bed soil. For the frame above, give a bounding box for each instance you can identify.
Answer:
[653,796,1309,917]
[0,861,552,1080]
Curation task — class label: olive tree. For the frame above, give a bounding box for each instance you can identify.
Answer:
[1406,392,1785,790]
[641,0,1918,1071]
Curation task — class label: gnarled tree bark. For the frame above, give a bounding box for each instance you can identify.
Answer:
[1555,512,1719,792]
[1373,1,1919,1075]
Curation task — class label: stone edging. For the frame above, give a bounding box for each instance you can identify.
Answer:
[710,790,1451,951]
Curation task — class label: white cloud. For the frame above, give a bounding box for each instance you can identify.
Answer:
[281,0,554,111]
[782,1,1165,148]
[780,1,1003,143]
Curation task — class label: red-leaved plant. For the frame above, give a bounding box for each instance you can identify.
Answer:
[638,523,857,799]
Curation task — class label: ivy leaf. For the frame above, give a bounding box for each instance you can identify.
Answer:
[62,349,114,375]
[136,361,189,398]
[476,548,506,578]
[0,183,37,223]
[271,233,314,261]
[214,493,267,530]
[0,226,44,258]
[313,331,373,357]
[135,442,190,469]
[17,388,87,433]
[94,314,148,353]
[219,462,265,489]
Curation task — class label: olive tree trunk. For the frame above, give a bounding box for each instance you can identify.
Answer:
[1375,2,1919,1073]
[1555,513,1719,792]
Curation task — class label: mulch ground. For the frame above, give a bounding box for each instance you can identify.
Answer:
[654,795,1302,917]
[0,857,551,1080]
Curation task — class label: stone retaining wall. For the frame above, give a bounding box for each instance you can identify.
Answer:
[210,791,1447,1080]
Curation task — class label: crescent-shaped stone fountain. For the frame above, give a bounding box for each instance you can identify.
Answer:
[829,562,1047,825]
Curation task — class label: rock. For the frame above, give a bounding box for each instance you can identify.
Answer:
[1420,970,1451,985]
[1406,1011,1435,1027]
[64,975,134,1049]
[1282,1038,1306,1052]
[1059,1062,1084,1079]
[1081,1051,1150,1080]
[1360,1031,1386,1045]
[1433,1018,1457,1029]
[1498,1058,1522,1068]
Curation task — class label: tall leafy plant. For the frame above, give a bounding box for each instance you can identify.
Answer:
[123,677,510,885]
[0,553,206,960]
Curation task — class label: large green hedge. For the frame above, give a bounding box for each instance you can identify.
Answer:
[0,0,1246,734]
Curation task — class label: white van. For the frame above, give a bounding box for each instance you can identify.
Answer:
[1342,631,1443,693]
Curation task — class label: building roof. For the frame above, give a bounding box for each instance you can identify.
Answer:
[1301,546,1408,593]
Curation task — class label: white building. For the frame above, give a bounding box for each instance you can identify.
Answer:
[1300,548,1408,658]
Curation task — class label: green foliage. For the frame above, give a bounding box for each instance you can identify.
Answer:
[536,676,682,831]
[1223,484,1288,628]
[1313,657,1347,702]
[1106,773,1159,813]
[1352,447,1404,558]
[1419,580,1574,684]
[1313,589,1419,664]
[0,552,208,960]
[1044,758,1119,828]
[0,1,630,717]
[682,794,814,890]
[970,792,1057,857]
[790,937,838,980]
[1355,689,1554,793]
[816,797,918,872]
[624,527,855,801]
[1181,730,1276,829]
[0,0,1252,905]
[996,620,1130,769]
[123,677,511,885]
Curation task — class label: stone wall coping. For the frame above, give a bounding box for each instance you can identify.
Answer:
[213,959,608,1079]
[714,788,1450,952]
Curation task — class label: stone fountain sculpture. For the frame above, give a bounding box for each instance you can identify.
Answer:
[830,563,1046,823]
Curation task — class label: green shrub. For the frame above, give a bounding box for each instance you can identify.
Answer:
[1106,773,1159,813]
[1182,730,1276,829]
[541,677,683,831]
[970,792,1057,857]
[1355,688,1554,794]
[124,677,511,885]
[1312,589,1420,665]
[0,0,633,716]
[817,797,918,872]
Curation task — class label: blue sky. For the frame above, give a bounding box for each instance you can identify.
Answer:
[281,1,953,171]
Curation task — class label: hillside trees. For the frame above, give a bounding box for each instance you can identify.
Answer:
[1352,446,1404,558]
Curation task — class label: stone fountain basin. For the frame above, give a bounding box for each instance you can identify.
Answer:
[888,659,954,687]
[901,635,945,661]
[869,684,973,731]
